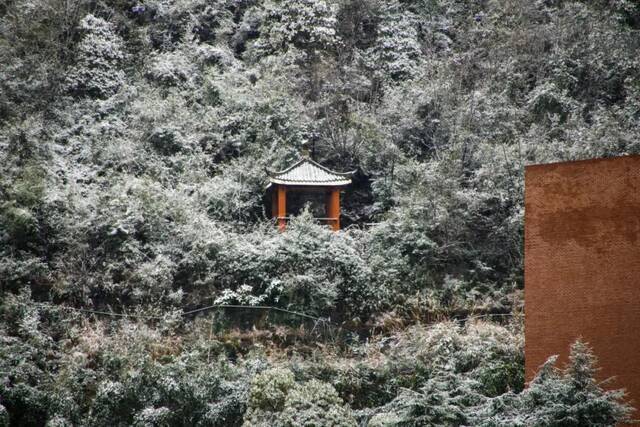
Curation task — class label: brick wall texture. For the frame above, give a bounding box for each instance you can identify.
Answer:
[525,155,640,411]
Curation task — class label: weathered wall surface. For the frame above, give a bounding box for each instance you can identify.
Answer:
[525,155,640,410]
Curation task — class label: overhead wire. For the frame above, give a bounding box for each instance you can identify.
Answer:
[12,300,326,322]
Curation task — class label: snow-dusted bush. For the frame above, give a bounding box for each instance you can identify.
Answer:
[248,0,340,58]
[280,380,356,426]
[249,368,295,412]
[133,406,173,426]
[526,81,575,123]
[1,203,38,248]
[146,50,196,86]
[144,0,233,49]
[383,369,483,426]
[0,292,251,426]
[66,15,125,98]
[148,125,185,154]
[203,156,268,223]
[374,321,524,400]
[182,211,381,319]
[243,370,355,426]
[365,6,422,81]
[82,344,249,426]
[243,367,295,424]
[215,284,275,306]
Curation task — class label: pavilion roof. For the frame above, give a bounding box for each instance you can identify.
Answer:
[266,158,355,188]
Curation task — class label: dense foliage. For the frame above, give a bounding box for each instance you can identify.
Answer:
[0,292,633,426]
[3,0,640,317]
[2,0,639,425]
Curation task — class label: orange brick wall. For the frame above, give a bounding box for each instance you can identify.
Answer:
[525,155,640,411]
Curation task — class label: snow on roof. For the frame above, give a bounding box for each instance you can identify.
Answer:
[266,157,355,187]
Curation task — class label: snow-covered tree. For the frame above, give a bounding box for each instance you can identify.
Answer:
[66,14,125,98]
[365,6,422,81]
[249,0,340,58]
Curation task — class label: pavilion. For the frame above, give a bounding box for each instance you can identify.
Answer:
[266,151,355,231]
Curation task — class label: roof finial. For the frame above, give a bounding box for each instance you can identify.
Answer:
[300,140,311,159]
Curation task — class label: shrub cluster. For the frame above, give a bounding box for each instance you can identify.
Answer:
[0,293,632,426]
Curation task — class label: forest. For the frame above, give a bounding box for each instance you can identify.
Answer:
[1,0,639,425]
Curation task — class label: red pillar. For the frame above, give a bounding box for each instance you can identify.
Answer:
[277,185,287,231]
[326,188,340,231]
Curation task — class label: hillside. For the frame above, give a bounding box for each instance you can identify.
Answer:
[1,0,639,425]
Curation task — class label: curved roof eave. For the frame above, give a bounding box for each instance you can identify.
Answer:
[266,158,356,178]
[267,178,352,187]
